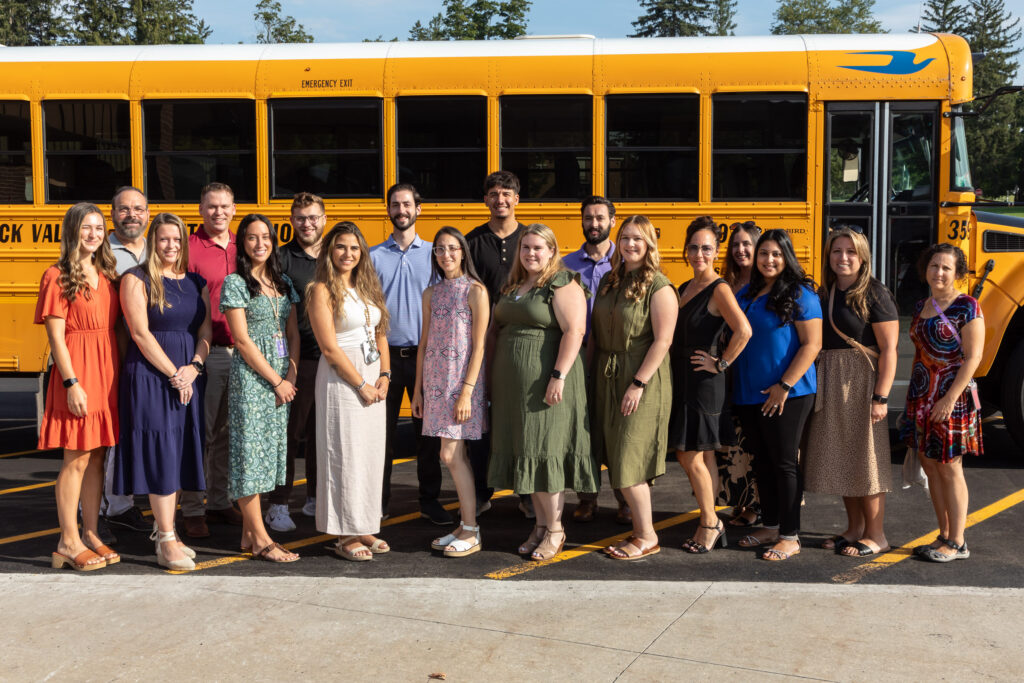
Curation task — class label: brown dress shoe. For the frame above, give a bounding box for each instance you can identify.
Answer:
[206,506,244,526]
[616,502,633,525]
[573,499,597,522]
[183,515,210,538]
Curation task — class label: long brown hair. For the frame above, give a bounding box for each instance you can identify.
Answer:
[502,223,564,294]
[821,226,874,321]
[600,215,662,302]
[722,220,761,289]
[144,213,190,313]
[56,202,117,302]
[311,221,390,335]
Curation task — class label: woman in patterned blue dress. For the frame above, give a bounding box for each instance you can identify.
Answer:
[222,214,301,563]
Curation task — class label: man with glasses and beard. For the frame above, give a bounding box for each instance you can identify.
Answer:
[370,184,450,526]
[263,192,327,532]
[561,195,630,525]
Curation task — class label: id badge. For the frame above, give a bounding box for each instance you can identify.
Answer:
[273,331,287,358]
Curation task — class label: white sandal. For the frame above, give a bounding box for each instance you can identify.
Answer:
[431,525,463,551]
[153,521,195,559]
[152,529,195,571]
[443,524,481,558]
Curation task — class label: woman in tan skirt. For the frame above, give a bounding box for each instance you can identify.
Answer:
[804,226,898,557]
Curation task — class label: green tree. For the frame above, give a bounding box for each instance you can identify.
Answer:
[255,0,313,43]
[0,0,64,45]
[65,0,210,45]
[771,0,885,34]
[916,0,969,33]
[708,0,737,36]
[630,0,711,38]
[66,0,131,44]
[408,0,531,41]
[961,0,1022,196]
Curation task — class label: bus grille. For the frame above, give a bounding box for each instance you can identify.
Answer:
[983,231,1024,252]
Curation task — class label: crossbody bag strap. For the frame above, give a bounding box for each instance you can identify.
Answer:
[828,285,879,370]
[931,297,963,352]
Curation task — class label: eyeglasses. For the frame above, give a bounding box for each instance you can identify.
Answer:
[828,224,865,235]
[433,245,463,255]
[115,206,147,215]
[686,244,716,256]
[292,215,324,225]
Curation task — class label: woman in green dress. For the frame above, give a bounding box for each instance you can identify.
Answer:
[488,223,596,561]
[221,214,301,563]
[591,216,678,560]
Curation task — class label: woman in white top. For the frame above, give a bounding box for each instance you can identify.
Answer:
[308,222,392,561]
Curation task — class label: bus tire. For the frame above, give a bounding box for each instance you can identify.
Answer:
[999,339,1024,448]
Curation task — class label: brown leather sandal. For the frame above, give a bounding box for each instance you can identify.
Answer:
[51,549,106,571]
[254,542,299,563]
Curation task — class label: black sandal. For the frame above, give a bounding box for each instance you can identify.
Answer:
[912,535,947,557]
[682,521,728,554]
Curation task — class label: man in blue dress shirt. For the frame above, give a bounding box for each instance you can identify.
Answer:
[370,183,451,526]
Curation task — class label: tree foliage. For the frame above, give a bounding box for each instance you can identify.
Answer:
[0,0,65,45]
[631,0,711,38]
[771,0,885,34]
[255,0,313,43]
[409,0,531,41]
[916,0,969,33]
[64,0,210,45]
[708,0,737,36]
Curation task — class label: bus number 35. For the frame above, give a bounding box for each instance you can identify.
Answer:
[948,219,970,241]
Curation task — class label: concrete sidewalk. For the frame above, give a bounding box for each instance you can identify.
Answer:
[2,575,1021,681]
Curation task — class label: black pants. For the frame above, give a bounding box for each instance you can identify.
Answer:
[468,432,493,504]
[735,394,814,537]
[382,347,441,508]
[269,356,318,506]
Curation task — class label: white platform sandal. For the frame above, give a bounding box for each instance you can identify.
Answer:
[152,528,196,571]
[442,524,481,558]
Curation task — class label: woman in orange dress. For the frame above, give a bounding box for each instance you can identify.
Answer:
[37,203,121,571]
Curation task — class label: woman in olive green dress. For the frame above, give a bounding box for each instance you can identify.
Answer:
[488,223,596,561]
[591,216,678,560]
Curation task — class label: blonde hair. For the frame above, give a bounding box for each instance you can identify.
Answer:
[600,215,662,302]
[502,223,565,295]
[143,213,190,313]
[821,227,873,321]
[56,203,118,303]
[311,222,390,335]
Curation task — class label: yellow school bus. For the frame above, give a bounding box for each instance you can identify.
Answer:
[2,34,1023,441]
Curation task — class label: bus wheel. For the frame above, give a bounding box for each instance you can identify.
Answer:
[999,339,1024,448]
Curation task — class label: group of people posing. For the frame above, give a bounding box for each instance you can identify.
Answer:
[38,171,985,572]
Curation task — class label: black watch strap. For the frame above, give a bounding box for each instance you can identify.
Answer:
[191,360,205,374]
[63,377,78,389]
[778,380,793,392]
[632,377,647,389]
[872,393,888,404]
[550,369,563,380]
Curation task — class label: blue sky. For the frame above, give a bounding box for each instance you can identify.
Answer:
[195,0,1021,72]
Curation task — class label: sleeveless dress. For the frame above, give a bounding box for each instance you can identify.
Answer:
[899,295,983,462]
[591,271,673,488]
[422,275,488,440]
[668,278,729,452]
[220,273,299,500]
[488,270,597,494]
[114,269,207,495]
[35,266,120,451]
[315,289,386,536]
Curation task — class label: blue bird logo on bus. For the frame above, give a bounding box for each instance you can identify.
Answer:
[840,51,935,75]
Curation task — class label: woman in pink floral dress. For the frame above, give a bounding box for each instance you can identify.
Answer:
[412,227,489,557]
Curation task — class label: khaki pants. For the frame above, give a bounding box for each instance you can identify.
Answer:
[181,345,233,516]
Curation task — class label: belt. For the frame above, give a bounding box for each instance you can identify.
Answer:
[391,345,417,358]
[213,343,234,349]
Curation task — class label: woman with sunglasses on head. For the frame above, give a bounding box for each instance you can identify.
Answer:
[411,227,489,557]
[900,243,983,563]
[38,203,121,571]
[221,213,301,563]
[804,226,898,557]
[669,217,751,554]
[733,229,822,561]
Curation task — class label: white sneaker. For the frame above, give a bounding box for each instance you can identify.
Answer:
[265,504,296,532]
[301,497,316,517]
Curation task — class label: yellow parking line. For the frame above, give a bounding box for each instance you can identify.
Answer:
[832,487,1024,584]
[0,481,55,495]
[0,449,49,459]
[485,506,727,580]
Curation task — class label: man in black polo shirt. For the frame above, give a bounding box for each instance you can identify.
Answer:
[465,170,531,517]
[265,192,325,532]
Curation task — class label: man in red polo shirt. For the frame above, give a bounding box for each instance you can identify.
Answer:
[181,182,243,538]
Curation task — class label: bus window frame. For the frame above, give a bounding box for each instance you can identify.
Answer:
[0,100,33,205]
[42,98,132,204]
[949,109,974,193]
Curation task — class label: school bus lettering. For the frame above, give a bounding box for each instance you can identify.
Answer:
[0,224,23,243]
[276,223,293,244]
[300,78,352,88]
[948,219,970,241]
[31,223,60,242]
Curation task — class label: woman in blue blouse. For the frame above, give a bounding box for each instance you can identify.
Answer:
[733,229,822,561]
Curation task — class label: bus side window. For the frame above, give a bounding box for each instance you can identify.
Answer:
[605,94,698,201]
[143,100,257,203]
[0,101,32,204]
[500,95,592,201]
[43,100,131,203]
[711,93,807,201]
[397,96,486,202]
[270,98,382,200]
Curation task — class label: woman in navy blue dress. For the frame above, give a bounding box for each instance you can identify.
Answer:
[116,213,212,571]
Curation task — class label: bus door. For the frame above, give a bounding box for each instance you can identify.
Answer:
[824,101,939,408]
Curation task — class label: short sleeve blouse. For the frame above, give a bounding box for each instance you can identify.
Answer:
[821,279,898,350]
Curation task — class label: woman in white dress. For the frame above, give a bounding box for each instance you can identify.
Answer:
[308,222,392,561]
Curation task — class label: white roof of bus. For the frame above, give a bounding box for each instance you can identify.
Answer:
[0,34,940,62]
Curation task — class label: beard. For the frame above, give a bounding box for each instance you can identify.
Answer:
[389,214,417,231]
[115,220,145,240]
[584,227,610,246]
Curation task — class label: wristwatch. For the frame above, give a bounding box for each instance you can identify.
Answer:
[778,380,793,393]
[716,358,730,373]
[632,377,647,389]
[872,393,889,404]
[191,360,205,374]
[63,377,78,388]
[550,369,564,380]
[379,370,392,380]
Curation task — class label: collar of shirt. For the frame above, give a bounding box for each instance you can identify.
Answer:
[284,238,317,260]
[383,233,426,253]
[194,224,236,248]
[107,230,146,255]
[578,241,615,264]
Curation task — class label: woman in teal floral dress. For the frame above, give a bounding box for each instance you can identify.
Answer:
[222,214,301,563]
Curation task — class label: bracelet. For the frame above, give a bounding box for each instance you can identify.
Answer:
[273,377,285,388]
[356,379,367,390]
[463,381,475,387]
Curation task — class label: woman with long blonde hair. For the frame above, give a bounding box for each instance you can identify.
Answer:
[38,203,121,571]
[115,213,212,571]
[591,216,678,560]
[308,222,393,561]
[488,223,596,560]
